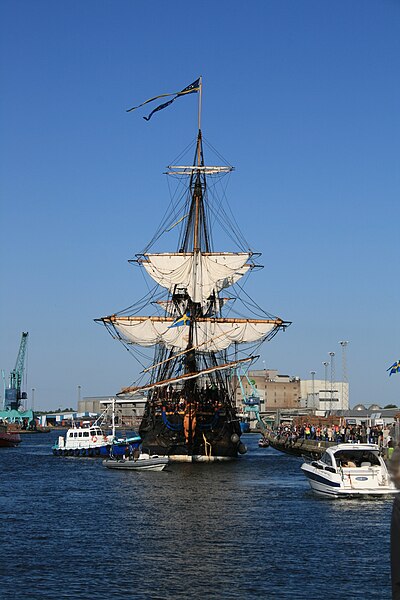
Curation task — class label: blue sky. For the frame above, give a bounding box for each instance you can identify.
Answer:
[1,0,399,410]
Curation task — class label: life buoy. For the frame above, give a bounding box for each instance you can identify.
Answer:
[92,436,97,443]
[103,436,108,442]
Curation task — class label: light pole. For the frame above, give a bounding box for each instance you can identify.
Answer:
[323,361,329,408]
[31,388,35,412]
[310,371,316,410]
[339,341,349,408]
[77,385,81,409]
[329,352,335,411]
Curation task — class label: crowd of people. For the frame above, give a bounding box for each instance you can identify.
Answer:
[272,422,394,448]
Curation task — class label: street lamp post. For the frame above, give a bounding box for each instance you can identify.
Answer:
[31,388,35,412]
[329,352,335,411]
[310,371,316,410]
[339,341,349,408]
[323,361,329,408]
[77,385,81,408]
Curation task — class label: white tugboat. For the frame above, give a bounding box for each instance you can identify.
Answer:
[301,443,398,497]
[52,423,114,457]
[52,400,141,457]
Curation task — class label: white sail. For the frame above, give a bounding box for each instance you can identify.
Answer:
[140,252,252,304]
[109,316,280,352]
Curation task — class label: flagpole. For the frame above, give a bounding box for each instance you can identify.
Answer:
[197,75,202,132]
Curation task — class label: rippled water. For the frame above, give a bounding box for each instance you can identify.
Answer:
[0,432,393,599]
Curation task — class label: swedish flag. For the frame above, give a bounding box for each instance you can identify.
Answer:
[169,313,191,328]
[127,78,200,121]
[387,360,400,376]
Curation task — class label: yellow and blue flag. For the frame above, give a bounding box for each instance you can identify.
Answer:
[127,78,200,121]
[387,360,400,376]
[169,313,191,328]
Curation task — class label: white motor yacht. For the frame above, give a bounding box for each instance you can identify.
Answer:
[301,443,398,497]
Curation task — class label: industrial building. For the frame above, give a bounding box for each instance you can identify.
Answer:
[300,378,349,411]
[235,369,301,410]
[78,394,147,429]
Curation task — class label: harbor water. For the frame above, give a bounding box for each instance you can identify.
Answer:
[0,432,393,599]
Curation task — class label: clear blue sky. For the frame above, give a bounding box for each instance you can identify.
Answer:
[1,0,399,410]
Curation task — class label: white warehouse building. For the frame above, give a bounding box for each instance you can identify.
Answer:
[300,379,349,411]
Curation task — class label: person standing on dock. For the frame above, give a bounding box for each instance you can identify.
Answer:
[389,446,400,599]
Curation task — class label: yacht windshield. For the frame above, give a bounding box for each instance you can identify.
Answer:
[334,450,380,468]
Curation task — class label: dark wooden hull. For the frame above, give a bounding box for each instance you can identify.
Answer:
[139,406,244,461]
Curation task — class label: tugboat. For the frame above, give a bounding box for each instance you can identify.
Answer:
[52,401,142,458]
[53,422,113,457]
[96,78,290,462]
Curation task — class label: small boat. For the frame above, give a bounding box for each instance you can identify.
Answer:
[52,398,142,457]
[258,437,270,448]
[52,423,114,457]
[301,443,398,498]
[0,423,21,448]
[103,453,169,471]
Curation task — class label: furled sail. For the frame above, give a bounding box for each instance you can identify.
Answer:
[104,315,282,352]
[156,297,231,316]
[139,252,252,304]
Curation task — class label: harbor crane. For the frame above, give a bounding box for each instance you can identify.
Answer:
[236,367,268,436]
[4,332,29,411]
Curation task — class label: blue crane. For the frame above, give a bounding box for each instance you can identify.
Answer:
[236,366,268,436]
[4,332,29,411]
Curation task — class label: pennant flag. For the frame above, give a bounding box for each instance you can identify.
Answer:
[127,78,201,121]
[168,313,191,328]
[387,360,400,376]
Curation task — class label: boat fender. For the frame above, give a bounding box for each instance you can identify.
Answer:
[230,433,240,444]
[238,442,247,455]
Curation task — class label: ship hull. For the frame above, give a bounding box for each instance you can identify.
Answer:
[0,427,21,447]
[139,407,245,462]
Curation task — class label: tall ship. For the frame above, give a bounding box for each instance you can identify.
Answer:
[96,78,290,461]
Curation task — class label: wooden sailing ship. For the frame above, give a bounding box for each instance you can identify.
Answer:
[96,78,290,461]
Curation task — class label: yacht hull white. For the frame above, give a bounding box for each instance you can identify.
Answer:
[301,443,398,498]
